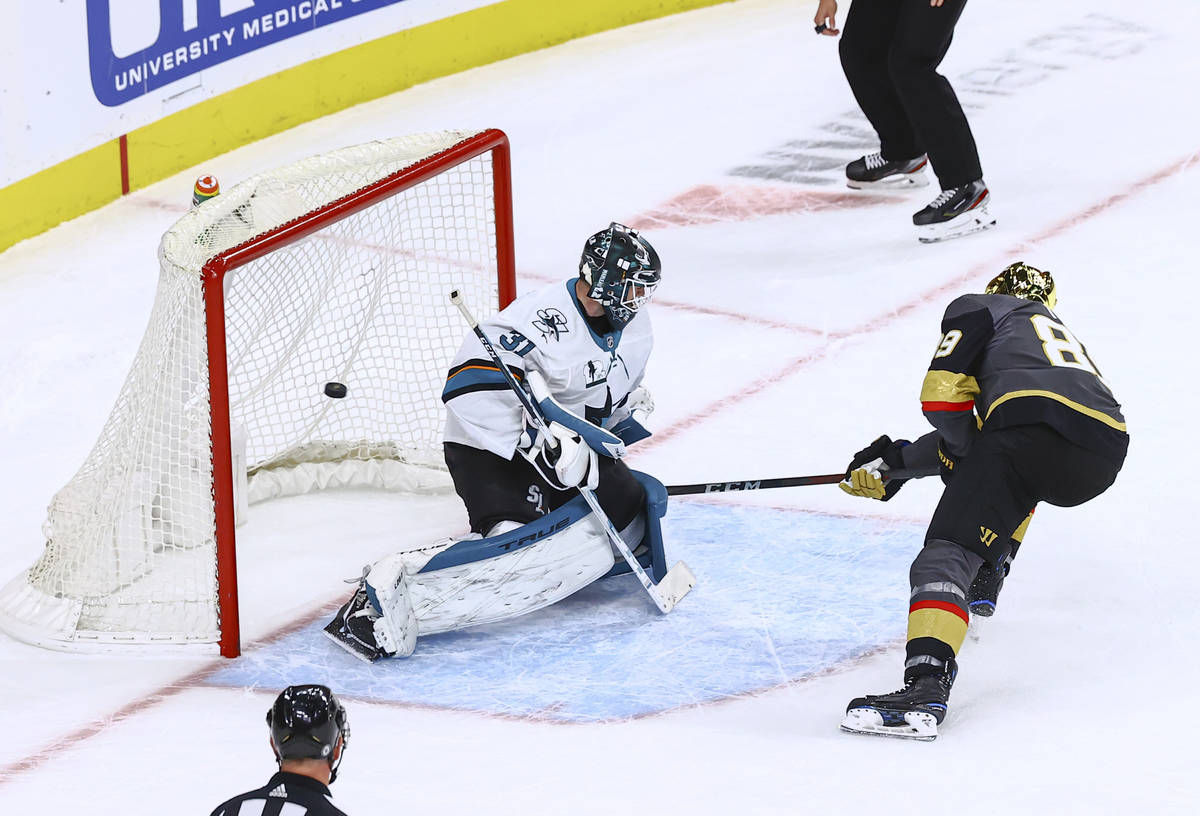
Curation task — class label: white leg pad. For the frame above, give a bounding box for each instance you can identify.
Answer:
[365,553,418,658]
[369,515,615,652]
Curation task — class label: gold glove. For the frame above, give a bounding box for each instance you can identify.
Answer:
[840,466,888,500]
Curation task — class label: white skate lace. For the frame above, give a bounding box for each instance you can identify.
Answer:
[864,152,886,170]
[927,187,959,209]
[343,565,370,584]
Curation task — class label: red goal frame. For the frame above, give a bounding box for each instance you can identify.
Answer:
[201,129,516,657]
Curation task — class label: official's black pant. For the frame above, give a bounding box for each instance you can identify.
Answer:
[838,0,982,189]
[443,441,646,535]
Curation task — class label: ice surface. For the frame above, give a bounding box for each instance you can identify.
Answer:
[207,504,923,722]
[2,0,1199,813]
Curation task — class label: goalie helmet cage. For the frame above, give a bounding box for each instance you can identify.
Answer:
[0,129,516,658]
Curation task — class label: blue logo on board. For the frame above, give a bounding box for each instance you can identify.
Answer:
[85,0,408,107]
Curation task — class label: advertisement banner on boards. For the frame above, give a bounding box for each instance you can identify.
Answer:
[87,0,408,107]
[3,0,498,187]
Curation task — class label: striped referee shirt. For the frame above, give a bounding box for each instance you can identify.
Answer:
[209,771,349,816]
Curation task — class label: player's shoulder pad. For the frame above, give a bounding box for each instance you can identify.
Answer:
[960,291,1048,321]
[494,282,580,355]
[944,292,991,318]
[942,293,999,332]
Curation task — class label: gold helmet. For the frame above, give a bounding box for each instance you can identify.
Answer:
[985,261,1057,310]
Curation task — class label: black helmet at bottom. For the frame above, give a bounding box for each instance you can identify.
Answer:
[267,684,350,782]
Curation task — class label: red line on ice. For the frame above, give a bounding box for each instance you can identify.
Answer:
[0,606,333,785]
[624,184,904,230]
[641,151,1200,451]
[2,151,1196,785]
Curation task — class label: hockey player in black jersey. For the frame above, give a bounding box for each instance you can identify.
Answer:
[209,685,351,815]
[837,262,1127,739]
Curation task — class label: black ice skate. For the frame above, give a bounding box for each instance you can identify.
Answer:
[840,660,957,741]
[913,179,996,243]
[845,152,930,189]
[323,579,385,663]
[967,556,1012,618]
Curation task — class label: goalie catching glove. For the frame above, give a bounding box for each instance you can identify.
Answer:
[840,435,911,501]
[518,421,599,490]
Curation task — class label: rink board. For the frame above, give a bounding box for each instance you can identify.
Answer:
[204,502,923,722]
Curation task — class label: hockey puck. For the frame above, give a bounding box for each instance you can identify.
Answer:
[324,382,348,399]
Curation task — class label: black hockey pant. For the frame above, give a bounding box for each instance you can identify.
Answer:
[443,441,645,536]
[904,424,1123,676]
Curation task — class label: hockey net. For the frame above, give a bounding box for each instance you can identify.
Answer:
[0,129,515,656]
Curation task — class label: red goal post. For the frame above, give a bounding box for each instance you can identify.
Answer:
[0,129,516,658]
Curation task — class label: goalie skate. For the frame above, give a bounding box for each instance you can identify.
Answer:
[323,581,386,663]
[840,707,939,741]
[322,564,417,663]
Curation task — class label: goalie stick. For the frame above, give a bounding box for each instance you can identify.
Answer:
[448,290,696,614]
[665,466,940,496]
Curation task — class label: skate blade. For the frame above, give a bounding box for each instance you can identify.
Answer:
[968,600,996,617]
[322,622,383,664]
[840,707,939,741]
[917,206,996,244]
[847,170,930,190]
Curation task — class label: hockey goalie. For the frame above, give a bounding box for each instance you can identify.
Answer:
[324,223,676,661]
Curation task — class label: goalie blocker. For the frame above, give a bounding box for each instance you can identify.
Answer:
[323,472,670,662]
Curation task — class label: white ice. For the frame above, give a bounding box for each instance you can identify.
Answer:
[1,0,1197,812]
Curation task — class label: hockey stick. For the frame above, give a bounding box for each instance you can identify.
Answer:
[665,466,940,496]
[448,290,696,614]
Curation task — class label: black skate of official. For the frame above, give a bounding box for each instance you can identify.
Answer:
[845,152,930,189]
[913,180,995,243]
[841,659,957,741]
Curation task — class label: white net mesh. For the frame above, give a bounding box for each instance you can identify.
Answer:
[0,130,504,650]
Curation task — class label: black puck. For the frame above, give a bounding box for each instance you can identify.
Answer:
[324,381,348,399]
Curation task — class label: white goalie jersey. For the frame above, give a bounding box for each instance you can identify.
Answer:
[442,278,653,459]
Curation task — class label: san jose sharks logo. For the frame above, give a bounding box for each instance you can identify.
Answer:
[533,308,569,341]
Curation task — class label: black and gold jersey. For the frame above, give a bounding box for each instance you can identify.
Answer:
[920,293,1128,464]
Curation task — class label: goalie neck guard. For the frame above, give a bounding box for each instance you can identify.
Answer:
[579,222,661,329]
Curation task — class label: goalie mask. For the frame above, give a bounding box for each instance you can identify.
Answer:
[579,222,661,328]
[985,261,1057,310]
[267,684,350,783]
